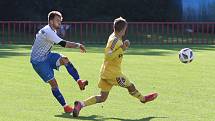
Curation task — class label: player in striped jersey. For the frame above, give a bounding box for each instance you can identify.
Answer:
[30,11,88,113]
[72,17,158,117]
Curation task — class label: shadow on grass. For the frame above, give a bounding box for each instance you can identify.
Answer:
[86,44,215,56]
[1,44,215,58]
[0,44,31,58]
[103,116,168,121]
[55,113,168,121]
[0,50,29,58]
[0,44,32,50]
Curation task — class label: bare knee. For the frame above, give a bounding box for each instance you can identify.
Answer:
[96,91,109,103]
[60,57,70,65]
[49,79,58,89]
[96,95,107,103]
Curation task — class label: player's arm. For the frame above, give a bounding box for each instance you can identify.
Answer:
[59,40,86,53]
[105,47,123,60]
[105,39,130,60]
[105,38,123,60]
[46,30,86,53]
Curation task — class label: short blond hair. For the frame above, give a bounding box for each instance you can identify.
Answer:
[48,11,63,22]
[113,17,127,32]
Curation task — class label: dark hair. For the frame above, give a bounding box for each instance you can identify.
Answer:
[113,17,127,32]
[48,11,63,22]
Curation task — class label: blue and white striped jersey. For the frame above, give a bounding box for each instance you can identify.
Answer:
[30,25,63,63]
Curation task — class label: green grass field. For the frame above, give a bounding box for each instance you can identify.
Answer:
[0,44,215,121]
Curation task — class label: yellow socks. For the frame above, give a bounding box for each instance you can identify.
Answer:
[129,90,145,102]
[83,96,97,106]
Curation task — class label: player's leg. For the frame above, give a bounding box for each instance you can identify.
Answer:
[59,56,88,90]
[82,78,112,106]
[84,91,109,106]
[59,56,80,81]
[31,60,72,113]
[116,75,158,103]
[126,83,158,103]
[47,52,80,81]
[116,76,144,101]
[73,91,109,117]
[48,79,73,113]
[73,79,112,117]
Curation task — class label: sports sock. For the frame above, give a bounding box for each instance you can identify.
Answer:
[65,62,80,81]
[51,87,66,106]
[83,96,97,107]
[129,90,145,102]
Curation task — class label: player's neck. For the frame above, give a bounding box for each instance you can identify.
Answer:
[114,32,122,38]
[48,24,57,32]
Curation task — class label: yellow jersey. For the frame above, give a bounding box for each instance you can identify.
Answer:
[100,33,124,79]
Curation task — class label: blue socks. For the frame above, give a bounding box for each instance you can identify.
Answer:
[51,87,66,106]
[65,62,80,81]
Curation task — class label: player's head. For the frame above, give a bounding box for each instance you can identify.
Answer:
[48,11,63,30]
[113,17,127,36]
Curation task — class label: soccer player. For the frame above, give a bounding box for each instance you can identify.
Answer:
[72,17,158,117]
[30,11,88,113]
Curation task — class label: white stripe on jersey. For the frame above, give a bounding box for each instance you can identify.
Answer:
[30,25,63,63]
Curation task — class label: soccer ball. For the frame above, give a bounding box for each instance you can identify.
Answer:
[179,48,194,63]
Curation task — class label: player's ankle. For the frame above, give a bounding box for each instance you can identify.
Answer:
[63,104,68,108]
[79,101,85,107]
[140,98,146,103]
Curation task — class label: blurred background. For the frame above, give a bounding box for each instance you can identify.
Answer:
[1,0,215,44]
[1,0,215,21]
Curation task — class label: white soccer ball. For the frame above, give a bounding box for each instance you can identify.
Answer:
[179,48,194,63]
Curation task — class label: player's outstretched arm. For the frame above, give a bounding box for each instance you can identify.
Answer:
[105,40,130,60]
[58,40,86,53]
[105,47,123,60]
[65,41,86,53]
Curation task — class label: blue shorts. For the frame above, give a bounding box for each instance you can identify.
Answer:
[31,53,62,83]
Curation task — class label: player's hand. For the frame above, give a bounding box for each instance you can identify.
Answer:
[121,40,130,51]
[124,39,130,48]
[79,44,86,53]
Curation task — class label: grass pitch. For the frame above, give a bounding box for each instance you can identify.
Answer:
[0,44,215,121]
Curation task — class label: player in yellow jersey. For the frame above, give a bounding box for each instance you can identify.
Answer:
[73,17,158,117]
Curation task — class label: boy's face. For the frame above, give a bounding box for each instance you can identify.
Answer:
[120,24,127,36]
[50,15,62,30]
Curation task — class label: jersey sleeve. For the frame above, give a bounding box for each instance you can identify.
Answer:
[45,29,63,44]
[105,38,123,60]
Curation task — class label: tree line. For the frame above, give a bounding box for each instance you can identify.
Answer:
[0,0,182,21]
